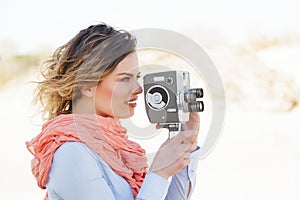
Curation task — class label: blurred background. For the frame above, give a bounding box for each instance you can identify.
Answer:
[1,0,299,199]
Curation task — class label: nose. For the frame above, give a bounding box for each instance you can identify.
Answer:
[133,81,143,95]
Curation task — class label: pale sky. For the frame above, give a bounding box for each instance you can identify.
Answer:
[1,0,300,54]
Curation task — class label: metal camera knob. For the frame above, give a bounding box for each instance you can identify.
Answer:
[153,92,163,104]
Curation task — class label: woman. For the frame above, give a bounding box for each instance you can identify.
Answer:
[26,23,201,200]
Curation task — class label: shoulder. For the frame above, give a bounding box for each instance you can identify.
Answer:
[49,142,105,183]
[54,142,99,162]
[51,142,104,176]
[47,142,116,199]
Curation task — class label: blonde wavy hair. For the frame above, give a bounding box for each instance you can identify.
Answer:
[35,23,136,120]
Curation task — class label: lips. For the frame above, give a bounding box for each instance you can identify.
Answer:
[125,97,138,106]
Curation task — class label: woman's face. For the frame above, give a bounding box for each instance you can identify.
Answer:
[94,52,143,118]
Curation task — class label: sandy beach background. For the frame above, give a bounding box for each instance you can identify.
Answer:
[1,0,300,199]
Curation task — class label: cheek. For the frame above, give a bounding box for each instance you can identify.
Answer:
[111,84,128,101]
[95,84,113,107]
[96,82,133,110]
[97,83,126,105]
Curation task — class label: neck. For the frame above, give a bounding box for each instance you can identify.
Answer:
[73,96,95,114]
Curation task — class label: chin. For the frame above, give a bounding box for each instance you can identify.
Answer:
[113,110,134,119]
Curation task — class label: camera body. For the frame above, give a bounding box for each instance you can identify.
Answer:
[143,70,204,125]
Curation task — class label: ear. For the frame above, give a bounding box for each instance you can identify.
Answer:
[80,86,96,98]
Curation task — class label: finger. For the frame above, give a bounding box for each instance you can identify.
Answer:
[172,132,197,150]
[190,140,197,151]
[180,130,198,138]
[189,112,200,120]
[183,152,191,160]
[171,152,191,170]
[180,130,198,142]
[186,112,200,131]
[186,142,197,152]
[178,140,196,153]
[181,152,191,165]
[156,124,160,129]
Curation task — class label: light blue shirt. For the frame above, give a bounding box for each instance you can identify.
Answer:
[46,142,200,200]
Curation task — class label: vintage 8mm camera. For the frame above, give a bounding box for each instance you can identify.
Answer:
[144,70,204,135]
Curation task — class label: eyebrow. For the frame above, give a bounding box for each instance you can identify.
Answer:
[117,72,141,77]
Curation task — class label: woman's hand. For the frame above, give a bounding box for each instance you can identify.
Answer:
[149,130,198,180]
[150,112,200,179]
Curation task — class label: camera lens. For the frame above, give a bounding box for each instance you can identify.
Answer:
[188,101,204,112]
[184,88,204,103]
[189,88,203,98]
[184,91,197,102]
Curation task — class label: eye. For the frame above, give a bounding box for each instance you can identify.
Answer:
[136,74,141,79]
[120,77,130,82]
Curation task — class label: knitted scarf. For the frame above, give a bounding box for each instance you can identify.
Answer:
[26,114,147,199]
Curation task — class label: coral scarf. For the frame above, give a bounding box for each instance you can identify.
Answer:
[26,114,147,199]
